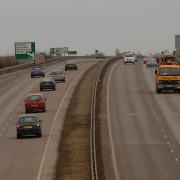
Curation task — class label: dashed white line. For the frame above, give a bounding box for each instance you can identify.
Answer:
[171,149,174,153]
[128,114,136,116]
[175,158,179,162]
[163,135,167,138]
[161,129,164,132]
[167,142,170,145]
[2,128,5,131]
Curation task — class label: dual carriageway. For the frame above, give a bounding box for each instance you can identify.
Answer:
[0,57,180,180]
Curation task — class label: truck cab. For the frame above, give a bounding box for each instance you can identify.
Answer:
[123,52,135,64]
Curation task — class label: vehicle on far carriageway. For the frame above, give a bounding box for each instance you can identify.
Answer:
[146,58,157,68]
[155,55,180,93]
[123,52,136,64]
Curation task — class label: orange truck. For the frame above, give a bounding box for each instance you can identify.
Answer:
[155,55,180,93]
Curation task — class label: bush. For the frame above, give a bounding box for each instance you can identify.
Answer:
[0,56,18,69]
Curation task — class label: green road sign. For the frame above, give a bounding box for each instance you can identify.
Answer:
[68,51,77,55]
[15,42,35,61]
[50,48,61,55]
[50,47,68,56]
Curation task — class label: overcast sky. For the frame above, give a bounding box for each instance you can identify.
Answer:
[0,0,180,55]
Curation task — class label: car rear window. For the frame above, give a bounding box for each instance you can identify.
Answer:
[19,116,37,125]
[32,68,42,71]
[27,95,43,101]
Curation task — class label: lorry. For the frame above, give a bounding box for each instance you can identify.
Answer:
[155,55,180,93]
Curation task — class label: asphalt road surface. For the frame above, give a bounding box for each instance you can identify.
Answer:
[0,58,98,180]
[101,59,180,180]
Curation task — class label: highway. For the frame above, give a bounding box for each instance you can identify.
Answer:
[100,59,180,180]
[0,58,98,180]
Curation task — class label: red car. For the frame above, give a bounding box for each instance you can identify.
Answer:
[65,61,78,71]
[24,94,46,113]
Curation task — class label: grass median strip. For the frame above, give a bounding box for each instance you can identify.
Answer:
[55,62,103,180]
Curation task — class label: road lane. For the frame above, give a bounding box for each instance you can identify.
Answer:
[101,60,180,180]
[0,58,98,180]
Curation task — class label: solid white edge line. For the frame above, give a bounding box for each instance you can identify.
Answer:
[107,62,120,180]
[36,64,92,180]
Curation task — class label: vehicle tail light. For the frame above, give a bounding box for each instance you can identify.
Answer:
[16,124,20,128]
[177,81,180,84]
[25,101,31,105]
[36,123,40,127]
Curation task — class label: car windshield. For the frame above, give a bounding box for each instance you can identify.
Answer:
[125,54,133,57]
[148,59,156,63]
[159,68,180,76]
[52,71,62,75]
[27,95,43,101]
[19,116,37,125]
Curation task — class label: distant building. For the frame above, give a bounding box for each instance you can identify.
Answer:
[175,35,180,56]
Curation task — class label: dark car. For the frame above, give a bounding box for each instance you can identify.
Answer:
[146,59,157,68]
[65,61,78,71]
[40,78,56,91]
[16,114,42,139]
[24,93,46,113]
[31,66,45,78]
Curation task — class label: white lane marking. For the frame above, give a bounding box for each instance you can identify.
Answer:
[163,135,167,138]
[161,129,164,132]
[37,65,92,180]
[175,158,179,162]
[2,128,5,131]
[171,149,174,153]
[128,114,136,116]
[107,62,120,180]
[6,123,9,126]
[167,142,170,145]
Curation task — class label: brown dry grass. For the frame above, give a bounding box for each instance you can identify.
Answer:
[55,63,103,180]
[0,56,18,68]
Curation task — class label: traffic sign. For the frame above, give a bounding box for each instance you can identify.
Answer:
[68,51,77,55]
[50,48,60,56]
[15,42,35,61]
[60,47,68,54]
[50,47,68,56]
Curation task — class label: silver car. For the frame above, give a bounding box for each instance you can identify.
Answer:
[49,70,65,82]
[40,78,56,91]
